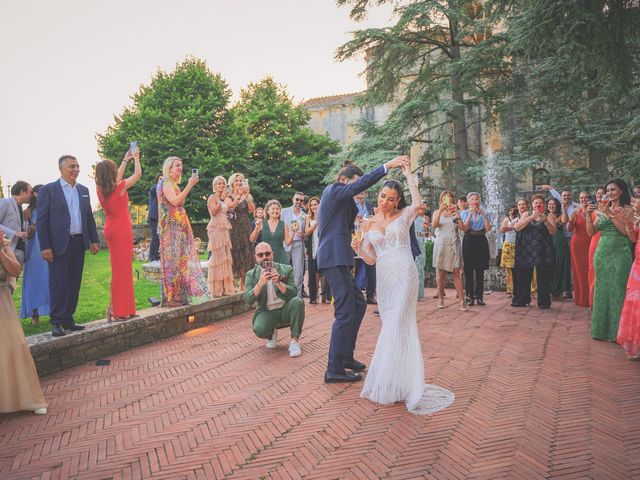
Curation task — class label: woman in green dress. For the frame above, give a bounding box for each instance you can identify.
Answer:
[586,179,634,341]
[547,198,572,296]
[262,199,293,265]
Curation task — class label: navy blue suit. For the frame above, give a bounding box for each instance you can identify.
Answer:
[317,165,387,374]
[147,183,160,261]
[37,180,99,327]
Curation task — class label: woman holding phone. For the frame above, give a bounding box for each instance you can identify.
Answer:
[95,146,142,320]
[586,179,633,341]
[158,156,209,307]
[512,194,557,308]
[226,173,255,291]
[207,176,235,297]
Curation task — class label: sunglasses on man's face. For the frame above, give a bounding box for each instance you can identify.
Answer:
[256,251,272,258]
[295,198,304,203]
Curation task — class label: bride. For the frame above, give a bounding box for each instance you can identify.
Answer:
[354,164,454,414]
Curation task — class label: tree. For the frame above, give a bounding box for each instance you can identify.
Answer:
[232,77,340,206]
[97,57,245,220]
[503,0,640,184]
[336,0,512,190]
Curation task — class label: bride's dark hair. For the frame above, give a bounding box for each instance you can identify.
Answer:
[380,179,407,209]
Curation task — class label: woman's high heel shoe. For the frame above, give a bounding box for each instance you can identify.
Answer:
[459,302,469,312]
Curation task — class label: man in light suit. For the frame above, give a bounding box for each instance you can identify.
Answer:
[281,192,307,298]
[317,156,409,383]
[37,155,100,337]
[0,180,33,264]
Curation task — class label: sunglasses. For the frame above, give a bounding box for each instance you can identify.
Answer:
[256,251,273,258]
[295,199,304,203]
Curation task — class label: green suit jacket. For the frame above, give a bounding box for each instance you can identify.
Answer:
[244,262,298,318]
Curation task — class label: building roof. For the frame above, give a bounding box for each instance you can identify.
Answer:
[302,91,364,108]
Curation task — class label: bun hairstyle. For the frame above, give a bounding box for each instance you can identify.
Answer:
[381,179,407,210]
[336,160,364,182]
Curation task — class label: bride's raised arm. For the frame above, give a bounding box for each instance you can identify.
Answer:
[403,164,421,217]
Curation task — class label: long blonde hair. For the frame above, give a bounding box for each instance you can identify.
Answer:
[228,172,244,194]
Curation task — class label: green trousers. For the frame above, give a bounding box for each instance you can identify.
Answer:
[252,297,305,339]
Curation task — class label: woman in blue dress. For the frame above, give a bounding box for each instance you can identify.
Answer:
[20,185,50,325]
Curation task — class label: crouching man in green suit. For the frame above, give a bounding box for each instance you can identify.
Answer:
[244,242,305,357]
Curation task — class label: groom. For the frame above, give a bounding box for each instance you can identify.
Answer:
[318,156,410,382]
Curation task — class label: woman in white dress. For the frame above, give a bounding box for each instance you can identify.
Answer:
[432,190,466,310]
[354,165,455,414]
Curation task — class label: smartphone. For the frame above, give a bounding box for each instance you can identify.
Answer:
[242,178,249,188]
[129,141,138,153]
[536,204,545,213]
[192,168,199,176]
[262,260,273,273]
[589,196,596,205]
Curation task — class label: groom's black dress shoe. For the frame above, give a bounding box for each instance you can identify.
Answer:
[51,324,66,337]
[344,359,366,372]
[324,371,362,383]
[64,323,85,331]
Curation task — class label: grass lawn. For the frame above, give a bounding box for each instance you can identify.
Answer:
[13,251,161,337]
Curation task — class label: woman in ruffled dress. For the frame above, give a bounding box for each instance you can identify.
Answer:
[207,176,235,297]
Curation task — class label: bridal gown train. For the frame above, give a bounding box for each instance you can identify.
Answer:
[360,206,454,414]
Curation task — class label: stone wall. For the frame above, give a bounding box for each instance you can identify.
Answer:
[27,294,252,377]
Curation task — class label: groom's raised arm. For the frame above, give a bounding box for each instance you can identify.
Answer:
[332,156,410,202]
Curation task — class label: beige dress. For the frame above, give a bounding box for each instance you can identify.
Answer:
[0,247,47,413]
[207,197,235,297]
[432,214,463,272]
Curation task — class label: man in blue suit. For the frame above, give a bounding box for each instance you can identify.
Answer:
[37,155,100,337]
[318,156,409,382]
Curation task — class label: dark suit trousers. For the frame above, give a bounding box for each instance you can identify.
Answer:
[513,265,554,308]
[49,236,85,326]
[308,257,319,302]
[365,264,376,302]
[323,265,367,374]
[149,218,160,261]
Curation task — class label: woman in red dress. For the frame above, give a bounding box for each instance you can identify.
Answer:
[588,186,606,307]
[95,147,142,320]
[616,200,640,359]
[567,191,591,307]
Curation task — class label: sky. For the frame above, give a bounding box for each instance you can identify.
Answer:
[0,0,395,199]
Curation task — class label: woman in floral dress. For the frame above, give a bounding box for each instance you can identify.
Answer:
[158,157,209,307]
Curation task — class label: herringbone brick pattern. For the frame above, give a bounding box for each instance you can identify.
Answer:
[1,289,639,479]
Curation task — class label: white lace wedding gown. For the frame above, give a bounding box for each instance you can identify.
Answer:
[360,206,455,414]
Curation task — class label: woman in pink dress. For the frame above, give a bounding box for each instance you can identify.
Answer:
[95,147,142,320]
[616,200,640,359]
[207,176,235,297]
[567,191,591,307]
[588,186,606,307]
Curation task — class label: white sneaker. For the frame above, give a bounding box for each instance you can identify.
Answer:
[288,341,301,357]
[266,329,277,349]
[34,407,47,415]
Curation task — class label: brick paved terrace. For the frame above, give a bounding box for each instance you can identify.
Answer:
[1,288,639,479]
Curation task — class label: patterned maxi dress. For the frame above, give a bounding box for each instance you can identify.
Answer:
[617,224,640,358]
[228,198,255,276]
[158,178,209,306]
[207,197,235,297]
[591,216,633,341]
